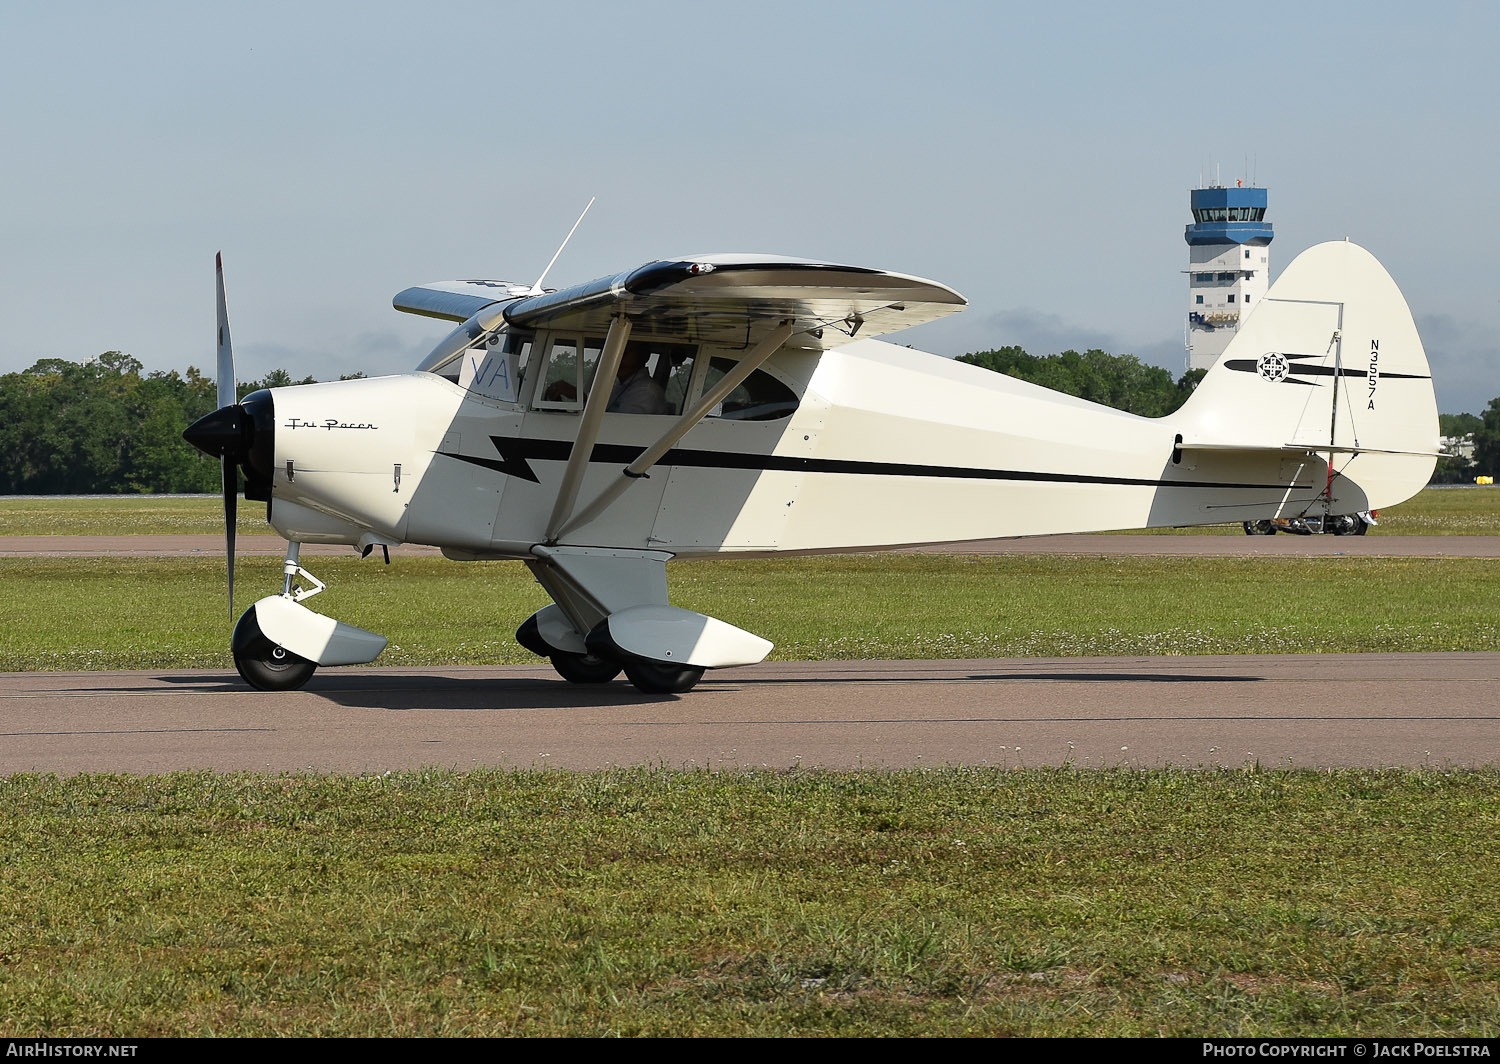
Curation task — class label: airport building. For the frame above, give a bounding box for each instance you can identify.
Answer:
[1185,184,1273,372]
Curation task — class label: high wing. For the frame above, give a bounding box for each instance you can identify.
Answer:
[505,254,965,349]
[396,255,966,350]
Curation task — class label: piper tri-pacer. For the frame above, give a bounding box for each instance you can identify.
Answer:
[184,238,1438,693]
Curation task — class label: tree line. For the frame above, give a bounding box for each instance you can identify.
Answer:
[0,349,1495,493]
[0,354,317,495]
[958,346,1206,417]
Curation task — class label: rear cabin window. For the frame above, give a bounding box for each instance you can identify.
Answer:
[703,358,799,420]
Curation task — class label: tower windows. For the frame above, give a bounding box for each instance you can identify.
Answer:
[1189,206,1268,223]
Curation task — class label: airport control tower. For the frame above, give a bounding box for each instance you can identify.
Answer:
[1185,183,1273,371]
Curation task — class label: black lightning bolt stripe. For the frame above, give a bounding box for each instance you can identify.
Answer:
[437,436,557,483]
[436,436,1306,491]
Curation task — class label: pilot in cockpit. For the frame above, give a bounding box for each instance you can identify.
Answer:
[606,342,671,415]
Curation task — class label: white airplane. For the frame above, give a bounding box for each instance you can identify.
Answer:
[184,238,1439,694]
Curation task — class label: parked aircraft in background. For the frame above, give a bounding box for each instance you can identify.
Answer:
[1244,512,1375,535]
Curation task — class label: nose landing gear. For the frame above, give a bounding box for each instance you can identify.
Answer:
[232,606,317,691]
[230,541,388,691]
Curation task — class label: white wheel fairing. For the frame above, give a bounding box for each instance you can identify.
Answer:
[597,606,772,669]
[248,595,387,667]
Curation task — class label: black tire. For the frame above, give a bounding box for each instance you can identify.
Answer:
[1352,518,1369,535]
[1243,520,1275,535]
[232,607,317,691]
[234,644,317,691]
[549,651,622,685]
[623,661,705,694]
[1329,514,1360,536]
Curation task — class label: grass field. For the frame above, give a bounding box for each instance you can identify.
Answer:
[3,497,1498,1038]
[3,767,1498,1037]
[2,484,1498,536]
[0,495,267,536]
[2,552,1498,671]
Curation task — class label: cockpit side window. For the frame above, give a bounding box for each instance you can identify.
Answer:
[535,337,583,408]
[601,340,697,415]
[658,347,696,415]
[529,337,700,415]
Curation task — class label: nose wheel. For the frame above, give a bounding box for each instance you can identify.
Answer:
[232,605,317,691]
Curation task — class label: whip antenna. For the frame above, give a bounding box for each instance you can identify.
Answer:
[528,197,595,295]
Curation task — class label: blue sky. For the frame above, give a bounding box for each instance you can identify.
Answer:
[3,1,1495,412]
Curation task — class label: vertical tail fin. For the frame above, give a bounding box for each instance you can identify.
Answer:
[1176,240,1439,510]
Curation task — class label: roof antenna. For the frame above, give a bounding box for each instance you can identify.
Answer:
[528,197,595,296]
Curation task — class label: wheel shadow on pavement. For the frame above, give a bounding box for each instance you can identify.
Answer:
[137,667,1270,713]
[149,671,692,710]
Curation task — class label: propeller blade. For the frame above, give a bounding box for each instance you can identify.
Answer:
[222,455,237,623]
[214,252,239,624]
[215,252,235,410]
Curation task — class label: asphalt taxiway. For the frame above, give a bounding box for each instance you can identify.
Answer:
[2,654,1496,774]
[3,533,1494,774]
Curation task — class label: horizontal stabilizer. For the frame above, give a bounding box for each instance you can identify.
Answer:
[1177,441,1443,458]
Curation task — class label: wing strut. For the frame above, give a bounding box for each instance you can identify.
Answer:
[543,314,633,543]
[554,319,796,542]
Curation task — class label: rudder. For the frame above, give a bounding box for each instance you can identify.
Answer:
[1176,240,1438,510]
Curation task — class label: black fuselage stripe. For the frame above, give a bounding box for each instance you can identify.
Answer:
[439,438,1304,491]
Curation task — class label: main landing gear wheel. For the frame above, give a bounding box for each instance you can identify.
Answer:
[1329,514,1361,536]
[232,607,317,691]
[623,661,705,695]
[549,651,622,685]
[1243,520,1276,535]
